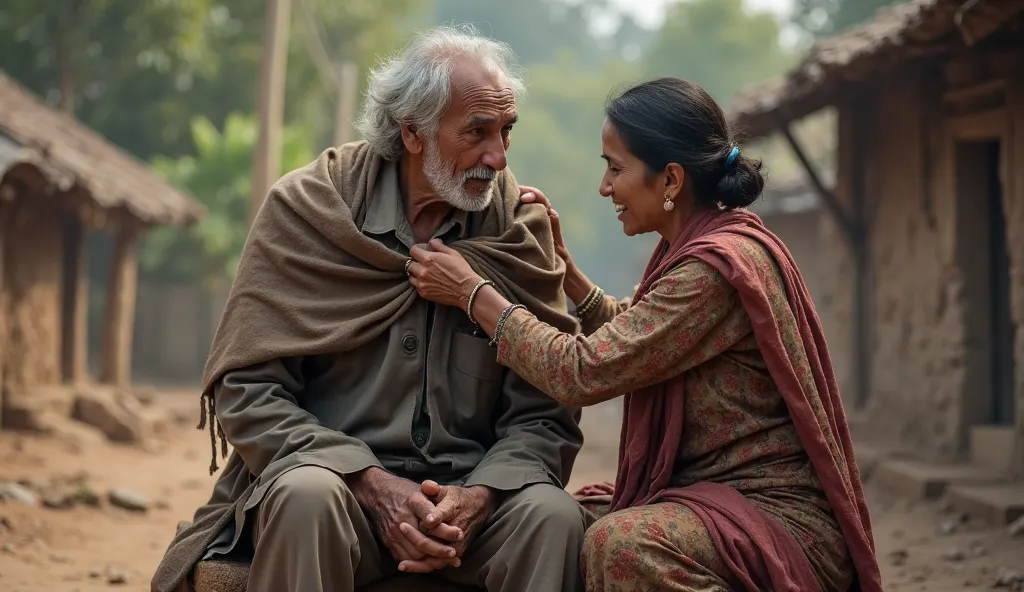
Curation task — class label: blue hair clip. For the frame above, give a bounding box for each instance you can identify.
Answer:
[725,146,740,167]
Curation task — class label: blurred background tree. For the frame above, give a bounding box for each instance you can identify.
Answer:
[139,113,314,287]
[0,0,898,295]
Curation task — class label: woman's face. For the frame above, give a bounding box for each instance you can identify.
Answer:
[599,120,668,237]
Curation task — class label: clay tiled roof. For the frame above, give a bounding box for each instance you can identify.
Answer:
[0,70,203,225]
[727,0,1024,138]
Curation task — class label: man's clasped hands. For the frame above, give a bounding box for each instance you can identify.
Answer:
[349,467,497,574]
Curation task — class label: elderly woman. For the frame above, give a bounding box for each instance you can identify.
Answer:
[408,78,882,592]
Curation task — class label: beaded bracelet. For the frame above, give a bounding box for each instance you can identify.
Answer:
[576,287,605,319]
[465,279,494,325]
[575,286,601,316]
[489,304,525,347]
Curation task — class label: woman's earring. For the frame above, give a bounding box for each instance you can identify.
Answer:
[663,193,675,212]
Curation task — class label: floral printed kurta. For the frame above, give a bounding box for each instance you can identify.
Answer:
[497,239,854,592]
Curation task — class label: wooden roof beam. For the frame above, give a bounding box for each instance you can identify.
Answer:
[773,116,862,247]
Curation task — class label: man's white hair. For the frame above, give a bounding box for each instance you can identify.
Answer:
[356,24,526,161]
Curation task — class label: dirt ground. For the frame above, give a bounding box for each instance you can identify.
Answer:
[1,394,1022,591]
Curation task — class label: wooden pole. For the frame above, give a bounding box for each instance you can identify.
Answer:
[0,194,7,430]
[60,213,89,384]
[249,0,293,222]
[776,120,860,247]
[99,224,140,387]
[334,61,359,147]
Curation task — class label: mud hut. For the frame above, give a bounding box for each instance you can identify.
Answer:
[728,0,1024,475]
[0,71,203,426]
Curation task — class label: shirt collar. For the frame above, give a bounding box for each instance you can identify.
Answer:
[362,159,468,247]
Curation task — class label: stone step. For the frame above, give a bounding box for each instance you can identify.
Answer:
[969,425,1017,474]
[946,482,1024,525]
[874,458,1009,500]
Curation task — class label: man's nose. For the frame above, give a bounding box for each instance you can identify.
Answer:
[479,136,508,171]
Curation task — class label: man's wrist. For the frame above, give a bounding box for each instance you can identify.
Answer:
[466,485,497,508]
[349,466,387,492]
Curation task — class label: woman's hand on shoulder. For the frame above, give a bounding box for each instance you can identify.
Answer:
[520,185,571,265]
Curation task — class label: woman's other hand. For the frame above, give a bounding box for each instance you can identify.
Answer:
[408,239,483,310]
[521,185,596,306]
[520,185,571,265]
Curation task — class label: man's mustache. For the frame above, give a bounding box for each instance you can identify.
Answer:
[463,167,496,181]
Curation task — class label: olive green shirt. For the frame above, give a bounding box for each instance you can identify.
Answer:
[214,160,583,492]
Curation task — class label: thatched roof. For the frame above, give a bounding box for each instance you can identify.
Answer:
[0,70,203,226]
[728,0,1024,138]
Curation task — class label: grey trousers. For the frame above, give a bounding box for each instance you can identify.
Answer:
[247,466,588,592]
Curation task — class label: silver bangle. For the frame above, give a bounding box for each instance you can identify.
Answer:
[489,304,525,348]
[465,279,493,325]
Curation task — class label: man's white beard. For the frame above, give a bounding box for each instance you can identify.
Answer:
[422,136,495,212]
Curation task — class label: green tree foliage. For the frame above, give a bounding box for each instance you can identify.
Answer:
[495,0,796,294]
[431,0,614,68]
[0,0,423,159]
[791,0,902,37]
[0,0,224,154]
[2,0,798,292]
[139,113,313,287]
[643,0,794,104]
[508,54,658,296]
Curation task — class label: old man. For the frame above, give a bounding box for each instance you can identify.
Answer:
[151,25,588,592]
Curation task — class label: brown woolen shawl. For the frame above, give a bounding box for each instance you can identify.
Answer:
[197,140,578,473]
[603,208,881,592]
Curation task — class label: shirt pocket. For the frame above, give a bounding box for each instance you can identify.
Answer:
[450,331,504,381]
[447,331,505,433]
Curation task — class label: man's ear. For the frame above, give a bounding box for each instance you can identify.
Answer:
[401,123,425,155]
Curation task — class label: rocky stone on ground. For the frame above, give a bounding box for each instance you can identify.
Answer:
[888,548,909,566]
[940,516,964,535]
[71,388,145,443]
[106,568,128,585]
[941,547,965,562]
[1009,516,1024,538]
[0,481,39,506]
[108,487,150,512]
[1,472,107,512]
[993,569,1024,590]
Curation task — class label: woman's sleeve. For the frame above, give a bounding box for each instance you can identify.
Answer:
[496,258,750,407]
[579,295,631,336]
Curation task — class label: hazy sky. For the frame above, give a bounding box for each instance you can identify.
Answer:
[607,0,794,28]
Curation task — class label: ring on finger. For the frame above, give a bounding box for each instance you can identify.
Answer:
[405,259,413,275]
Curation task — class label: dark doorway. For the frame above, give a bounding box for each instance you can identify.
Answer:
[956,140,1015,426]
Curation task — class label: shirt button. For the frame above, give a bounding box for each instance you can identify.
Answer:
[413,432,428,447]
[402,335,418,354]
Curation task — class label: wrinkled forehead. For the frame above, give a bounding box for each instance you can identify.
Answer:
[444,59,517,124]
